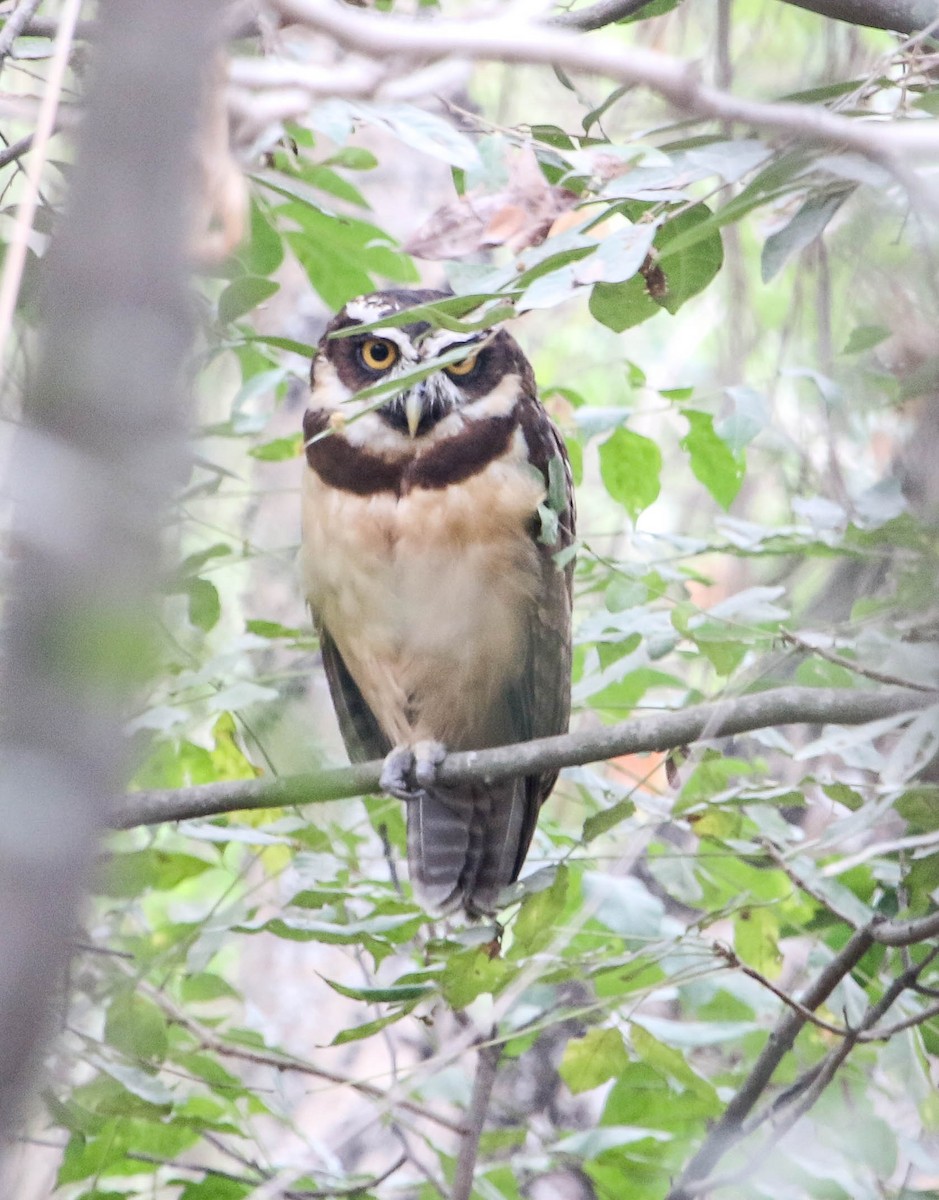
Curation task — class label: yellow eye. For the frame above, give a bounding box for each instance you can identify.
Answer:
[359,338,399,371]
[445,352,478,377]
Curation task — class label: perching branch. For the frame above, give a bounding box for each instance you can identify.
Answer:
[113,685,934,828]
[267,0,939,163]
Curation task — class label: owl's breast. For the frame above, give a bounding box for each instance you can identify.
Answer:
[300,429,545,746]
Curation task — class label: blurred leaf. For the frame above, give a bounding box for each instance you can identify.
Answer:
[559,1028,629,1093]
[599,427,663,518]
[761,188,852,282]
[104,994,168,1063]
[185,578,221,632]
[510,865,568,955]
[680,409,744,509]
[218,276,279,324]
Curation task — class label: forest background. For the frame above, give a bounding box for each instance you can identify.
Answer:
[1,1,939,1198]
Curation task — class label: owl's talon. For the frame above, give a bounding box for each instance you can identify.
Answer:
[380,745,419,801]
[414,740,447,789]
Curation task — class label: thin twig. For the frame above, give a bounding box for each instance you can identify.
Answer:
[113,685,934,828]
[139,980,468,1137]
[666,924,875,1198]
[0,0,43,66]
[124,1149,407,1199]
[0,0,80,360]
[452,1032,502,1200]
[779,629,938,693]
[268,0,939,164]
[760,840,867,927]
[713,943,852,1037]
[0,131,34,168]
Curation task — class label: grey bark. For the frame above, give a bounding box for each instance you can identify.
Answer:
[0,0,221,1144]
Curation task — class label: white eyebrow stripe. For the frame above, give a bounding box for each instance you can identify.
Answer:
[423,329,488,357]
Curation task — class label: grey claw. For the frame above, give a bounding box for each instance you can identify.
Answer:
[380,745,418,801]
[414,740,447,789]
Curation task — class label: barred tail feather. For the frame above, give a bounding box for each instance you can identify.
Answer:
[406,781,533,917]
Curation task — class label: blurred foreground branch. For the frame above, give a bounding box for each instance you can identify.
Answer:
[0,0,221,1150]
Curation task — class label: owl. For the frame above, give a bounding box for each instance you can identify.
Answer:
[300,288,575,918]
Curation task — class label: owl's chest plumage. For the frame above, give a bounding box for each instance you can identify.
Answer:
[301,423,546,747]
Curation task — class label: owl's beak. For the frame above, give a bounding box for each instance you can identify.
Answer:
[404,388,424,439]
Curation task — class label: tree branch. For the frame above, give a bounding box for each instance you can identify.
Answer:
[549,0,654,30]
[666,924,876,1199]
[452,1035,501,1200]
[550,0,939,35]
[139,979,468,1138]
[778,0,939,34]
[0,0,222,1145]
[113,686,933,828]
[0,0,43,67]
[268,0,939,162]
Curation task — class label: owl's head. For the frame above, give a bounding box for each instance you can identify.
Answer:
[310,289,534,439]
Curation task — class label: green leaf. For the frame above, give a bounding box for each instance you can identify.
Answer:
[218,276,279,324]
[179,1180,252,1200]
[680,409,744,509]
[180,973,240,1003]
[240,198,284,277]
[733,906,782,978]
[842,324,890,355]
[185,578,221,632]
[558,1028,629,1094]
[325,146,378,170]
[599,427,662,519]
[510,866,568,955]
[104,994,169,1063]
[589,273,657,331]
[331,1010,413,1046]
[655,203,724,314]
[321,977,435,1003]
[440,947,514,1009]
[248,434,302,461]
[583,798,636,844]
[761,188,851,282]
[630,1025,720,1105]
[96,849,212,898]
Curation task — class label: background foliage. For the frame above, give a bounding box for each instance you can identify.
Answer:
[1,1,939,1198]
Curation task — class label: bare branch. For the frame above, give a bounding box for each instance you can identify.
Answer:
[268,0,939,162]
[112,685,933,828]
[0,0,43,67]
[139,980,468,1138]
[779,629,938,693]
[549,0,654,30]
[712,944,852,1038]
[666,925,875,1198]
[871,908,939,946]
[551,0,939,35]
[778,0,939,34]
[453,1035,502,1200]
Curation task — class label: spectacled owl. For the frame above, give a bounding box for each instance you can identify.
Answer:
[301,289,575,918]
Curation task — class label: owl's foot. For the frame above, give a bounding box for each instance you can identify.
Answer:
[380,740,447,800]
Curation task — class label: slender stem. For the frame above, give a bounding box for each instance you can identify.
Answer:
[452,1034,501,1200]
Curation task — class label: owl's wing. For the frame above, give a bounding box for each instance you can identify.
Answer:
[318,627,391,763]
[505,409,576,879]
